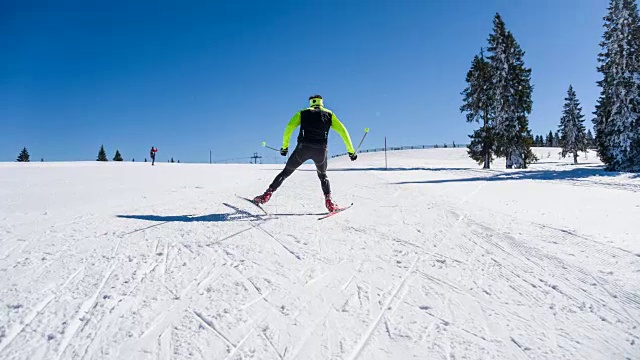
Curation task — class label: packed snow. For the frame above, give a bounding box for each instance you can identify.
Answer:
[1,147,639,359]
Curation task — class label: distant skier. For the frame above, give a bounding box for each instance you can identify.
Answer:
[150,146,158,165]
[252,95,357,212]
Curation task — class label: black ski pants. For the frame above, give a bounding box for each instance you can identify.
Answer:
[269,143,330,195]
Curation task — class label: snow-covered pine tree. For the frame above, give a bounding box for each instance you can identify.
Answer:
[594,0,640,171]
[586,129,595,148]
[16,147,30,162]
[461,49,494,168]
[487,13,536,168]
[113,150,123,161]
[559,85,588,164]
[97,145,108,161]
[518,115,537,166]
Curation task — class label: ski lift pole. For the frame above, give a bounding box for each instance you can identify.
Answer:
[354,128,370,154]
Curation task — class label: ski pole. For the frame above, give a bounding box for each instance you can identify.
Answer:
[261,141,280,152]
[354,128,370,154]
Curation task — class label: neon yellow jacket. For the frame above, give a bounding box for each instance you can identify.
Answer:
[281,107,355,153]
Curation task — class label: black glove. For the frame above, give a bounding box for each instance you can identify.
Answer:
[280,148,288,156]
[349,152,357,161]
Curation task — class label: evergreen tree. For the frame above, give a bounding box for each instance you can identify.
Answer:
[594,0,640,171]
[546,131,554,146]
[520,115,538,165]
[461,49,494,168]
[144,158,147,162]
[97,145,108,161]
[528,134,535,147]
[486,13,536,168]
[113,150,123,161]
[132,158,135,162]
[554,131,562,147]
[559,85,588,164]
[170,157,175,163]
[16,147,30,162]
[586,129,595,147]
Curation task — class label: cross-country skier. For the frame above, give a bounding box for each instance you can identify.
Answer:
[150,146,158,166]
[252,95,357,212]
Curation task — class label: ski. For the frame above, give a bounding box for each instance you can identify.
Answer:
[318,203,353,220]
[236,195,268,215]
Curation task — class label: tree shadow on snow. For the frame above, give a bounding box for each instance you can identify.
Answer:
[298,167,478,172]
[394,166,640,191]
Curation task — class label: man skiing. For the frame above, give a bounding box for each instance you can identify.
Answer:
[253,95,357,212]
[150,146,158,165]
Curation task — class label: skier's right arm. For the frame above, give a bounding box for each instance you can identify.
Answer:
[281,111,301,150]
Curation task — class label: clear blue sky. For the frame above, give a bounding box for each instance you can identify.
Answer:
[1,0,607,163]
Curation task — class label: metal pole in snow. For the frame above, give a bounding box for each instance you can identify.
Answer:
[385,136,388,170]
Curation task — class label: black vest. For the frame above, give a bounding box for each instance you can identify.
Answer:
[297,107,332,145]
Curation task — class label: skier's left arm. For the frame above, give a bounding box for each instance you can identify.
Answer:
[331,114,355,154]
[282,111,301,150]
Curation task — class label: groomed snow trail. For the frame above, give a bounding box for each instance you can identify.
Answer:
[0,148,638,359]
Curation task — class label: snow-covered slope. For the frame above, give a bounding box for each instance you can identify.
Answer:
[1,148,639,359]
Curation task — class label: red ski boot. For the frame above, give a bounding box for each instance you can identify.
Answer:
[325,194,339,212]
[253,189,273,204]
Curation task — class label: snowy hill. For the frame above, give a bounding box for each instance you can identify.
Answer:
[1,148,639,359]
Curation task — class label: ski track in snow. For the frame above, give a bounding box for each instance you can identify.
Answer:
[347,256,420,360]
[192,310,235,348]
[55,265,115,360]
[0,294,55,354]
[0,148,639,359]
